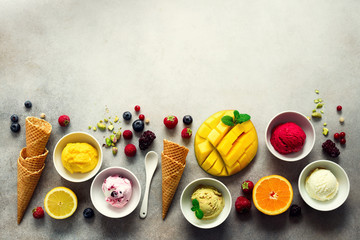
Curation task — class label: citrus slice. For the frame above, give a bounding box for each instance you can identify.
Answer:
[44,187,78,219]
[253,175,293,215]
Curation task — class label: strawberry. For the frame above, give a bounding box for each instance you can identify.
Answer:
[58,115,70,127]
[241,180,254,194]
[163,115,178,129]
[32,207,44,219]
[235,196,251,213]
[181,128,192,138]
[124,144,136,157]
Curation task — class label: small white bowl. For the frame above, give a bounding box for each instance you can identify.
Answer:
[265,111,315,161]
[53,132,103,182]
[180,178,232,229]
[298,160,350,211]
[90,167,141,218]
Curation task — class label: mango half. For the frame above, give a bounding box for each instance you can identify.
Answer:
[194,110,258,176]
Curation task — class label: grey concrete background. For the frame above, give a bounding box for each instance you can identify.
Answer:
[1,0,359,239]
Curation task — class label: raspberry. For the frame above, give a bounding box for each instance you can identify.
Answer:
[134,105,141,112]
[340,138,346,145]
[32,207,44,219]
[139,114,145,121]
[124,144,136,157]
[322,140,340,158]
[139,130,156,150]
[123,130,133,140]
[337,105,342,111]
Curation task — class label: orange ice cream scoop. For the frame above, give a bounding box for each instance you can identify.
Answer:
[270,122,306,154]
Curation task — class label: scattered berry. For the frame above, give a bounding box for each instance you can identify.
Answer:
[181,128,192,138]
[10,123,21,133]
[163,115,178,129]
[235,196,251,213]
[334,133,340,140]
[83,208,94,218]
[40,113,46,119]
[139,114,145,121]
[289,204,301,217]
[10,114,19,123]
[24,100,32,108]
[123,111,132,121]
[139,130,156,150]
[58,115,70,127]
[32,207,44,219]
[340,132,346,138]
[134,105,141,112]
[337,105,342,111]
[123,130,133,140]
[322,139,340,157]
[183,115,193,125]
[132,119,144,132]
[124,144,137,157]
[241,180,254,194]
[340,138,346,145]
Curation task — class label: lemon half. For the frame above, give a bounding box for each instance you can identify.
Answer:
[44,187,78,219]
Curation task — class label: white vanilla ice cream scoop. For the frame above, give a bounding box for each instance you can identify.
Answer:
[305,168,339,201]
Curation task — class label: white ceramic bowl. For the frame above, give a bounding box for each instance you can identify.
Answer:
[53,132,103,182]
[298,160,350,211]
[90,167,141,218]
[180,178,232,229]
[265,111,315,161]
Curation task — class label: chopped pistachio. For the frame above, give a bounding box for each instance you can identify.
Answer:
[93,127,97,131]
[312,112,322,118]
[314,99,319,104]
[108,125,114,131]
[104,118,109,123]
[115,131,121,139]
[318,98,323,102]
[105,138,112,147]
[312,109,316,113]
[307,116,311,120]
[110,135,117,144]
[320,110,324,114]
[323,123,327,126]
[112,147,118,155]
[97,123,106,131]
[100,120,103,123]
[315,89,319,94]
[316,103,324,109]
[322,127,329,136]
[88,126,92,129]
[114,116,119,123]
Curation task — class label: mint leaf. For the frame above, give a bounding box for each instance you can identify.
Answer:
[195,209,204,219]
[191,206,197,211]
[236,114,251,124]
[192,199,200,209]
[221,116,234,126]
[233,110,241,122]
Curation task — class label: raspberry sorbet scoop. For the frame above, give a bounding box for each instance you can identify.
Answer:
[270,122,306,154]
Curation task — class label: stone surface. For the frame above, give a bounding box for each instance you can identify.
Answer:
[1,0,359,239]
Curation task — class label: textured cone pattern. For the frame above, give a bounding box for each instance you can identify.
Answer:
[17,158,44,224]
[18,147,48,172]
[25,117,52,157]
[161,140,188,220]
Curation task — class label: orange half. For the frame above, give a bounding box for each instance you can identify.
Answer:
[253,175,293,215]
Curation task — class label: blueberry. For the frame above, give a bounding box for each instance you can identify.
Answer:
[10,123,21,132]
[10,114,19,123]
[24,100,32,108]
[183,115,193,125]
[132,119,144,132]
[83,208,94,218]
[123,111,132,121]
[289,204,301,217]
[111,191,117,197]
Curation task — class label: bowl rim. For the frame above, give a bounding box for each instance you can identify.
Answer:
[90,166,141,218]
[265,110,315,162]
[53,131,103,182]
[298,160,350,211]
[180,177,232,229]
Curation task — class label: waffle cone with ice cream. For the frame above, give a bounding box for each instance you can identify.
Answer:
[17,117,52,224]
[162,139,188,219]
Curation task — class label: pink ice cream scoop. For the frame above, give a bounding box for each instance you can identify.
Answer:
[270,122,306,154]
[102,175,132,208]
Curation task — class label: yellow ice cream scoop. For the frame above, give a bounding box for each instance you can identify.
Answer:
[61,143,98,174]
[191,185,225,220]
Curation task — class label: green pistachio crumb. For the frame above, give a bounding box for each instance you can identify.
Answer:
[100,120,103,123]
[312,109,316,113]
[88,126,92,129]
[320,110,324,114]
[318,98,323,102]
[97,123,106,131]
[108,125,114,131]
[104,118,108,123]
[114,116,119,123]
[307,116,311,120]
[314,99,319,104]
[322,127,329,136]
[323,123,327,126]
[315,89,319,94]
[312,112,322,118]
[93,127,97,131]
[316,103,324,109]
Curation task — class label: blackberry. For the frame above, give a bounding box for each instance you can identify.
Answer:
[322,139,340,158]
[139,130,156,150]
[289,204,301,217]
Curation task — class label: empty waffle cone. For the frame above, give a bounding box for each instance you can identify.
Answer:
[18,147,48,172]
[163,139,189,165]
[25,117,52,158]
[17,158,45,224]
[161,152,186,220]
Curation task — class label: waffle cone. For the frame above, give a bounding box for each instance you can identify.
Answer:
[18,147,48,172]
[17,158,45,224]
[163,139,189,164]
[25,117,52,157]
[161,151,186,220]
